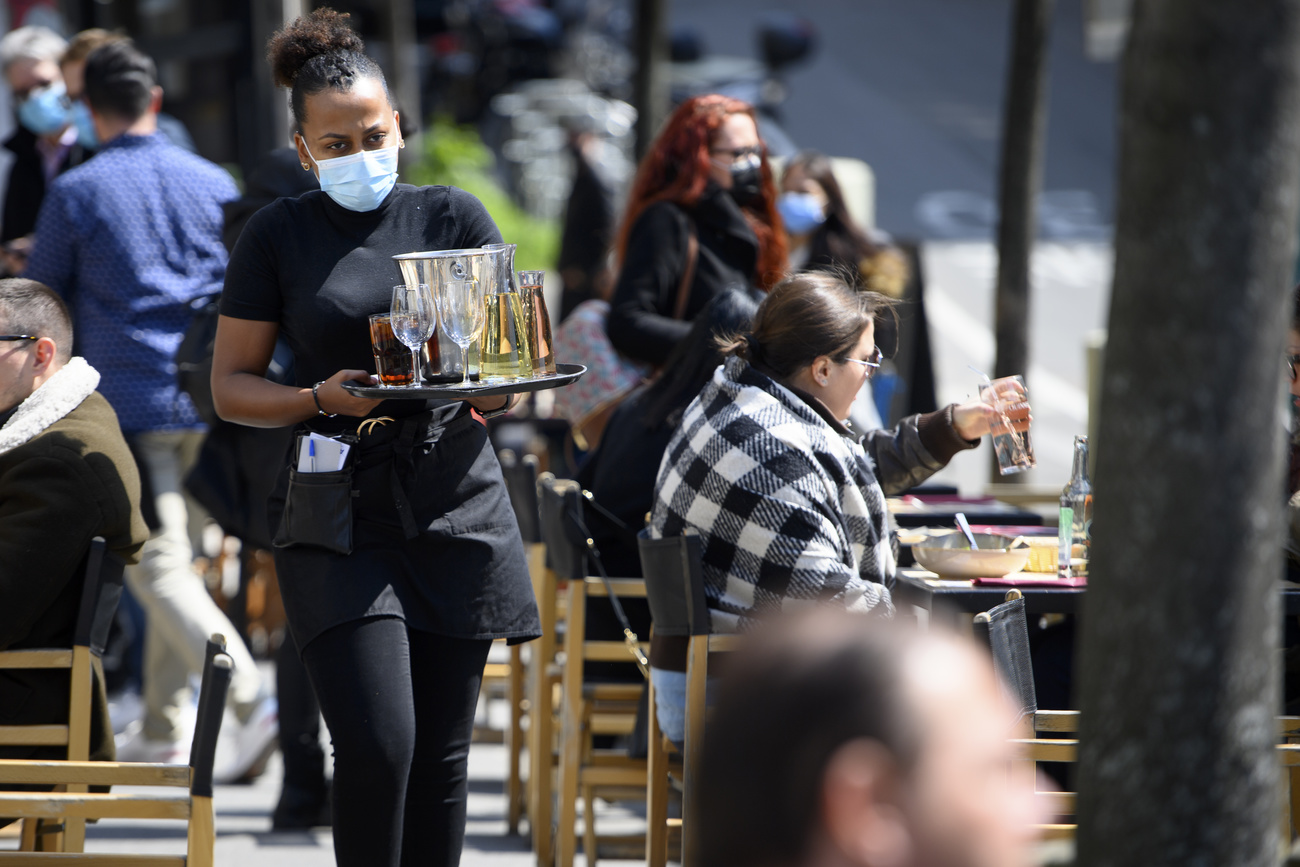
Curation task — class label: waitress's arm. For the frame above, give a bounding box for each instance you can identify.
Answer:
[211,315,382,428]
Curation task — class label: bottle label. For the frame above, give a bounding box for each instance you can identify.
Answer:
[1058,506,1074,577]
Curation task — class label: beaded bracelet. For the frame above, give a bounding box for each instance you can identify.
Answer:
[312,381,337,418]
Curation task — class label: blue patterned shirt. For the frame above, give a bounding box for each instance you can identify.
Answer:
[25,132,237,433]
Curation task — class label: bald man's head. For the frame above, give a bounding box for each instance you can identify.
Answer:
[699,613,1041,867]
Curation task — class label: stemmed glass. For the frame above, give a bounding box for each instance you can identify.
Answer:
[390,283,436,387]
[435,279,485,387]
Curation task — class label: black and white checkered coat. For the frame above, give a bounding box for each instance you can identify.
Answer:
[653,357,940,632]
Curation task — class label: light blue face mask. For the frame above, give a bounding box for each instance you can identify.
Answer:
[303,141,399,212]
[70,101,98,149]
[777,191,827,235]
[18,81,71,136]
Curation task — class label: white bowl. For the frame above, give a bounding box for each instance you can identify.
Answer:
[911,532,1031,579]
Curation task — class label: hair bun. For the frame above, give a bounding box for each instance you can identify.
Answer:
[267,7,364,89]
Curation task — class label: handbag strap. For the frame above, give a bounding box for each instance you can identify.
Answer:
[671,226,700,322]
[568,491,650,679]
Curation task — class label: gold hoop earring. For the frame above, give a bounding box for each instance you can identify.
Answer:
[302,163,310,171]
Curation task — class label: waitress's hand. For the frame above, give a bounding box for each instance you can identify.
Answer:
[951,397,1031,441]
[316,369,384,418]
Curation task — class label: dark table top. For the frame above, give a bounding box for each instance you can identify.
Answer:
[892,568,1300,622]
[887,495,1044,529]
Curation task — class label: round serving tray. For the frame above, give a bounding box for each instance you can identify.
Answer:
[342,363,586,400]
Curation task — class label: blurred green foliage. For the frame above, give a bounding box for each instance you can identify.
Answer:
[406,118,559,272]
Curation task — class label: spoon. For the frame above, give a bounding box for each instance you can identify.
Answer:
[955,512,979,550]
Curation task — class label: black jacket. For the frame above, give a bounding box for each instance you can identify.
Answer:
[607,186,759,367]
[1,126,91,243]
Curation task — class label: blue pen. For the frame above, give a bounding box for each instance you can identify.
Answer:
[308,438,316,473]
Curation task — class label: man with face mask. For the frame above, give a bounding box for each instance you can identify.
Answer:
[0,26,91,276]
[24,39,278,781]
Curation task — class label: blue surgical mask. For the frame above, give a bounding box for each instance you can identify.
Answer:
[70,101,98,149]
[778,192,826,235]
[18,81,71,136]
[303,141,399,212]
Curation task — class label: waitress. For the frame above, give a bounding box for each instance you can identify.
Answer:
[210,9,539,867]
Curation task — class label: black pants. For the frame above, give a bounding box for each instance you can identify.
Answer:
[300,616,491,867]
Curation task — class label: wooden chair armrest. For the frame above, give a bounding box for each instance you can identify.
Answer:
[0,726,68,746]
[0,791,192,820]
[1011,738,1078,762]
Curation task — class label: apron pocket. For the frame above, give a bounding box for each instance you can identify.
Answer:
[273,466,357,555]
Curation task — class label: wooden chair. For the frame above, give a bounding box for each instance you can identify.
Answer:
[975,593,1300,839]
[636,531,701,867]
[0,637,234,866]
[540,477,649,867]
[641,530,738,867]
[0,537,125,852]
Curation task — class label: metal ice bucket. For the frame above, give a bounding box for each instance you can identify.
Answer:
[393,248,489,382]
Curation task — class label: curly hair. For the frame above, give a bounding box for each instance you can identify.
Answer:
[265,7,389,130]
[614,95,787,290]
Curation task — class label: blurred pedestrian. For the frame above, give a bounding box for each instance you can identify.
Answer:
[779,150,908,297]
[58,28,196,154]
[23,38,276,777]
[699,610,1043,867]
[556,125,619,321]
[606,94,786,367]
[0,26,89,275]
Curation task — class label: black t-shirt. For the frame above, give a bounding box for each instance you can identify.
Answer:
[220,183,502,425]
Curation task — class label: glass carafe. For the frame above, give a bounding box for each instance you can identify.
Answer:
[517,269,555,375]
[480,244,533,380]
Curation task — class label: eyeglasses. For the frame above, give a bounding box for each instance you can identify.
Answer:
[0,335,37,343]
[839,347,883,377]
[1288,354,1300,382]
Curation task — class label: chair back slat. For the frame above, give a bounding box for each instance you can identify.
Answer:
[190,635,227,770]
[499,450,543,544]
[981,596,1038,721]
[539,477,586,582]
[189,655,233,799]
[638,530,697,637]
[72,538,126,655]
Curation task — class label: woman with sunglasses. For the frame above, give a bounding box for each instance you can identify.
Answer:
[646,272,1026,743]
[606,94,786,367]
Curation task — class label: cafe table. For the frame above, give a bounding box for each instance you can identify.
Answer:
[892,567,1300,626]
[887,493,1044,529]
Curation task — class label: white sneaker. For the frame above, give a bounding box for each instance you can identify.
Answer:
[214,696,278,784]
[115,722,189,764]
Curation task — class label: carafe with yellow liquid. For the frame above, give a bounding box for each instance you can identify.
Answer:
[480,244,533,380]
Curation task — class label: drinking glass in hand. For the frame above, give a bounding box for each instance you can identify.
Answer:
[369,313,415,386]
[436,279,485,387]
[391,283,437,387]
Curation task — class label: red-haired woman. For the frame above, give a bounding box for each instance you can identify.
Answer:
[606,94,786,367]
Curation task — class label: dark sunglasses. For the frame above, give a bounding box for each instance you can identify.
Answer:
[0,335,37,343]
[1288,354,1300,383]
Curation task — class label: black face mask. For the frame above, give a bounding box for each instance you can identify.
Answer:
[727,157,763,208]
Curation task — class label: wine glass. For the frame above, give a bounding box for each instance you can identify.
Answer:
[435,278,485,387]
[390,283,436,387]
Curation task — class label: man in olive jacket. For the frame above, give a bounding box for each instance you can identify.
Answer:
[0,278,148,763]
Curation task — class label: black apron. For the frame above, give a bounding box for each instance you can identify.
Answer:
[268,404,541,651]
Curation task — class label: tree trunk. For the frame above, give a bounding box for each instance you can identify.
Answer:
[633,0,669,162]
[992,0,1054,482]
[1075,2,1300,865]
